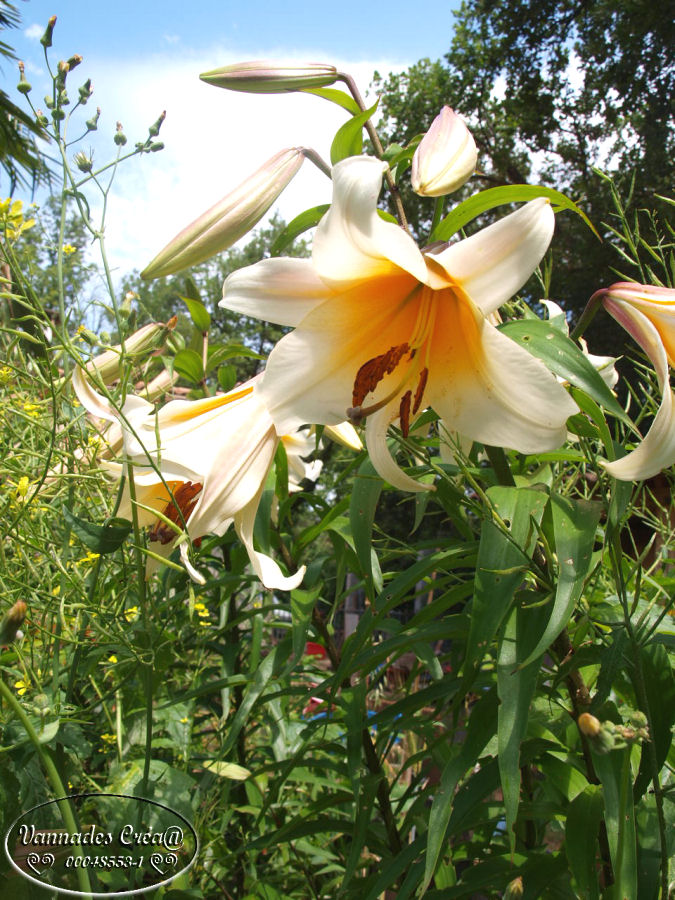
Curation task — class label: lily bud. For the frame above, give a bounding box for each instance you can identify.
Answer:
[411,106,477,197]
[0,600,27,644]
[200,61,337,93]
[85,318,176,384]
[141,148,304,279]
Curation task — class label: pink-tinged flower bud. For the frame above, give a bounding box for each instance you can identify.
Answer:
[411,106,477,197]
[141,148,305,279]
[40,16,56,49]
[200,61,337,93]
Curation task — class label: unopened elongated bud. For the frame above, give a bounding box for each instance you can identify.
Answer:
[200,60,337,93]
[40,16,56,48]
[148,110,166,137]
[411,106,477,197]
[141,148,305,279]
[67,54,83,71]
[85,318,177,384]
[0,600,27,644]
[86,107,101,131]
[17,61,31,95]
[78,78,93,103]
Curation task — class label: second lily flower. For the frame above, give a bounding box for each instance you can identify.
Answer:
[220,155,578,490]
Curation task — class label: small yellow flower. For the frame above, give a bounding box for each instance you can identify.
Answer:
[22,402,40,418]
[179,717,189,724]
[0,366,12,383]
[51,586,61,597]
[193,602,209,618]
[100,732,117,745]
[108,654,118,664]
[124,606,139,623]
[16,476,30,497]
[76,550,100,566]
[62,244,77,255]
[14,678,30,696]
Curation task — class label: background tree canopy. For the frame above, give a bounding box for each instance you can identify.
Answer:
[374,0,674,353]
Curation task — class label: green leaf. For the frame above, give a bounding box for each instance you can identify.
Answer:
[349,457,384,599]
[497,605,541,854]
[565,785,604,900]
[270,204,330,256]
[180,294,210,332]
[330,99,379,165]
[423,688,499,891]
[432,183,599,242]
[217,364,236,392]
[290,585,322,662]
[201,761,250,779]
[499,319,627,421]
[593,746,637,900]
[173,348,204,383]
[221,647,279,756]
[462,485,548,685]
[63,507,132,554]
[633,643,675,799]
[301,86,361,115]
[517,494,601,668]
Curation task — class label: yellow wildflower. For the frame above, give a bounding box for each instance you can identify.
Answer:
[14,678,30,696]
[22,402,39,418]
[0,366,12,384]
[124,606,139,623]
[62,244,77,255]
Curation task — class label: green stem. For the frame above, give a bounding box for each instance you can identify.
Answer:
[429,196,445,242]
[337,71,409,231]
[484,445,516,487]
[0,679,92,897]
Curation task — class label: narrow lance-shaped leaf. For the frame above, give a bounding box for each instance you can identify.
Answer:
[499,319,628,422]
[432,183,599,241]
[462,485,548,689]
[517,494,601,669]
[565,785,604,899]
[349,457,384,600]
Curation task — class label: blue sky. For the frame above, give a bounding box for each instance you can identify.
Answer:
[12,0,460,66]
[4,0,461,280]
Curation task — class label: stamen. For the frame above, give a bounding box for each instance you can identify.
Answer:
[399,390,412,438]
[352,342,409,408]
[148,481,203,545]
[413,367,429,414]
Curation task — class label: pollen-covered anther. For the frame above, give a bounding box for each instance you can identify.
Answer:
[399,390,412,438]
[149,481,203,545]
[352,342,410,408]
[413,366,429,414]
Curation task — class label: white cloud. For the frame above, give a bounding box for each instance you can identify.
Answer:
[58,48,401,283]
[24,23,44,40]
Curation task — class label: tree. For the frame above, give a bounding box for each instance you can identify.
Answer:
[374,0,674,351]
[0,1,50,193]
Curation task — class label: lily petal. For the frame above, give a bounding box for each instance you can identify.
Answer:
[221,257,332,326]
[601,300,675,480]
[431,198,555,315]
[234,487,306,591]
[365,403,432,492]
[312,156,429,286]
[428,300,577,453]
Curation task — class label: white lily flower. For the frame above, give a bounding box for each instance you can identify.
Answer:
[411,106,477,197]
[595,282,675,481]
[220,156,577,491]
[72,368,305,590]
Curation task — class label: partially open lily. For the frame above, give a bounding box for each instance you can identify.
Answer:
[411,106,477,197]
[220,156,577,491]
[593,282,675,480]
[72,368,305,590]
